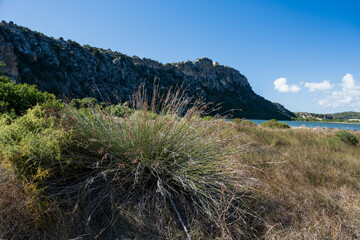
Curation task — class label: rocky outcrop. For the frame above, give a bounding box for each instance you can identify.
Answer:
[0,34,20,81]
[273,102,294,118]
[0,21,294,119]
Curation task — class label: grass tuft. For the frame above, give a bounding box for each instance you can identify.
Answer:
[60,87,253,238]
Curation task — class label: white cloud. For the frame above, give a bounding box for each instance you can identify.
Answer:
[318,74,360,109]
[274,77,301,93]
[304,80,333,92]
[342,73,356,90]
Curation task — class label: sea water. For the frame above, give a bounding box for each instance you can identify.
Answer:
[248,120,360,131]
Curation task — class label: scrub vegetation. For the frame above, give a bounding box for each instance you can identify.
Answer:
[1,69,360,239]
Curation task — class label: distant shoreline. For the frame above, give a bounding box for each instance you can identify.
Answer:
[245,119,360,131]
[291,120,360,125]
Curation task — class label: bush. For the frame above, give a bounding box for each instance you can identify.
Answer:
[105,102,130,117]
[0,113,12,126]
[0,106,74,178]
[69,97,98,109]
[242,120,258,126]
[233,118,242,124]
[202,115,213,121]
[0,64,55,117]
[261,119,290,129]
[335,130,359,146]
[233,118,257,127]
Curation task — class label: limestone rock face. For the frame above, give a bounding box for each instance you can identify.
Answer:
[0,21,294,119]
[0,35,20,81]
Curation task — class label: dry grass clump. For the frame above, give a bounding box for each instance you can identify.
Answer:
[0,162,33,239]
[61,87,261,239]
[228,123,360,239]
[0,162,65,239]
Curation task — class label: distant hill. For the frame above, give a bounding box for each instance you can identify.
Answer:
[331,112,360,121]
[0,21,294,120]
[294,112,333,121]
[294,111,360,122]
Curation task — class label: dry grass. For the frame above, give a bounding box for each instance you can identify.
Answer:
[0,162,33,239]
[228,123,360,239]
[0,162,56,239]
[1,105,360,239]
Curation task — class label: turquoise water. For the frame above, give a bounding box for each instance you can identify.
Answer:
[248,120,360,131]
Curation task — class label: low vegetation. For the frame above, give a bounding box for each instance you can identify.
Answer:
[260,119,290,129]
[294,111,360,123]
[0,64,56,117]
[233,118,258,127]
[1,68,360,239]
[335,129,359,146]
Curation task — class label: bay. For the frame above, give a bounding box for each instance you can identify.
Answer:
[247,120,360,131]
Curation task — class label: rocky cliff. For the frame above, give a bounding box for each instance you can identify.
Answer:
[0,21,294,119]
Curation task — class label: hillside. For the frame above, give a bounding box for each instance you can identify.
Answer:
[331,111,360,120]
[294,111,360,122]
[0,21,294,120]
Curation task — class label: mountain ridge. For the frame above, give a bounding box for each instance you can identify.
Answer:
[0,21,294,119]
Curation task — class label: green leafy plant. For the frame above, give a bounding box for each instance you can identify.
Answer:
[105,102,130,117]
[0,63,55,117]
[233,118,242,124]
[202,115,213,121]
[261,119,290,129]
[242,120,257,126]
[335,130,359,146]
[69,97,98,109]
[0,106,73,178]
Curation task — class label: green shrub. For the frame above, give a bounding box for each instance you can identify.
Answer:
[233,118,242,124]
[0,65,55,117]
[335,130,359,146]
[261,119,290,129]
[233,118,257,127]
[202,115,213,121]
[242,119,258,126]
[0,62,5,75]
[0,113,12,126]
[0,106,74,178]
[69,97,98,109]
[105,102,130,117]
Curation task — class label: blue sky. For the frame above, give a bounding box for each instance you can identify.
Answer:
[1,0,359,113]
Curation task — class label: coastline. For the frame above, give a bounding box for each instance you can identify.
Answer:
[293,120,360,125]
[247,119,360,131]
